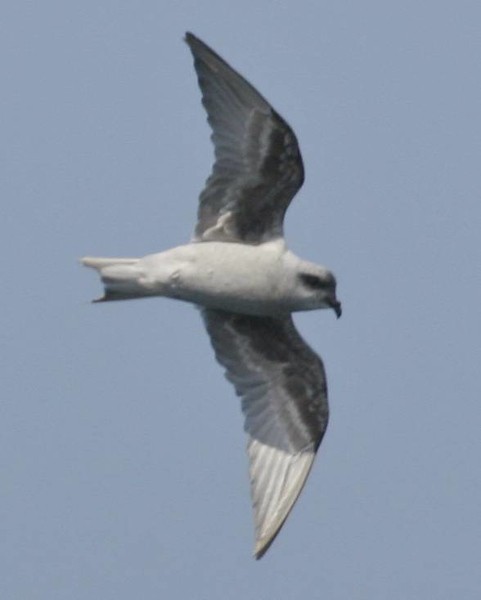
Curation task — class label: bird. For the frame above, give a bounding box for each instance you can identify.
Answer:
[82,32,341,559]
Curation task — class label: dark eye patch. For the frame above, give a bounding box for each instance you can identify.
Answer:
[299,273,327,290]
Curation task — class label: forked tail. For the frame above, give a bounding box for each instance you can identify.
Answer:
[81,256,145,302]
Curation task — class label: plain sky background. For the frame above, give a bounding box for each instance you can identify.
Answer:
[2,1,480,598]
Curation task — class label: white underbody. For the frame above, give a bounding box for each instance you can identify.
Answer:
[83,239,328,316]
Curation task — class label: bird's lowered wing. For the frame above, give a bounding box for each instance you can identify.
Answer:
[202,309,329,558]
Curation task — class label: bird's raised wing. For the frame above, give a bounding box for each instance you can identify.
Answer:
[186,33,304,244]
[202,309,329,558]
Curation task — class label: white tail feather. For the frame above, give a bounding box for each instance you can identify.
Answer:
[81,256,145,301]
[81,257,139,269]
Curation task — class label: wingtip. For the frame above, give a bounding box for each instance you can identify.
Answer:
[253,537,274,560]
[184,31,197,46]
[184,32,214,57]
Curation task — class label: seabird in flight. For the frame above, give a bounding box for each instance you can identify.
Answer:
[82,32,341,559]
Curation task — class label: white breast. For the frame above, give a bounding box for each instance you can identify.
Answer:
[138,239,303,315]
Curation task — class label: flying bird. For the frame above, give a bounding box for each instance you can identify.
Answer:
[82,32,341,559]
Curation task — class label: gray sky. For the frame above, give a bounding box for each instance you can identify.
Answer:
[2,1,480,598]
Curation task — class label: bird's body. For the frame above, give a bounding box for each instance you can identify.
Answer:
[82,32,341,559]
[83,239,335,316]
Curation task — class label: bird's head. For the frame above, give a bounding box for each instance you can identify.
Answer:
[297,268,342,317]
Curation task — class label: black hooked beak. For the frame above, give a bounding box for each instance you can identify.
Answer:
[329,299,342,319]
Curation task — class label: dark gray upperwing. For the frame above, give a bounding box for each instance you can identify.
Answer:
[201,309,329,558]
[185,33,304,244]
